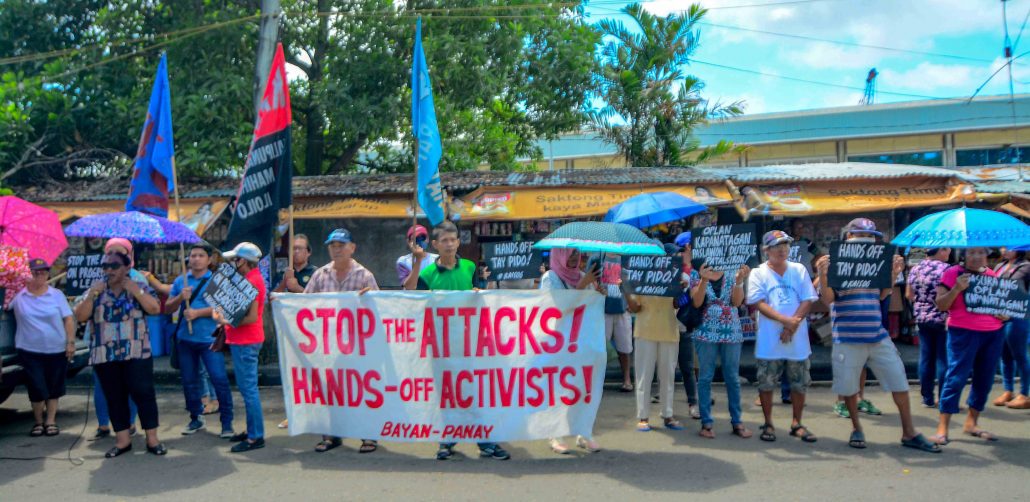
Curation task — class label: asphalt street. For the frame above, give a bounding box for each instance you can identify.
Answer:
[1,381,1027,501]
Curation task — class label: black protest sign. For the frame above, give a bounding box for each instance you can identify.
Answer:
[202,263,259,327]
[965,275,1029,319]
[691,224,758,272]
[482,241,543,281]
[621,255,683,297]
[64,254,104,296]
[826,242,896,289]
[789,244,814,275]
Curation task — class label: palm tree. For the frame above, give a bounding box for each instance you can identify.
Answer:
[591,3,742,167]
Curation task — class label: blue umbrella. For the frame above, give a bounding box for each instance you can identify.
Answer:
[892,207,1030,249]
[65,211,203,244]
[533,221,666,255]
[604,191,706,229]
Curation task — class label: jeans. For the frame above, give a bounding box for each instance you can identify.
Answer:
[939,327,1005,414]
[917,322,948,404]
[230,343,264,441]
[200,365,216,399]
[695,341,743,427]
[94,371,137,428]
[439,442,498,451]
[179,340,234,430]
[1000,319,1030,395]
[677,334,698,406]
[94,358,160,432]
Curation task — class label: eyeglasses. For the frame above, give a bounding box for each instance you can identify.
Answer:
[31,269,50,275]
[101,263,124,270]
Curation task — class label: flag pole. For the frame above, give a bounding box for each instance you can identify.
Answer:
[288,204,295,276]
[170,157,193,335]
[412,140,419,228]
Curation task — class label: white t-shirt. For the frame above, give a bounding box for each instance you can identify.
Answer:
[11,286,73,354]
[746,262,818,361]
[396,252,439,284]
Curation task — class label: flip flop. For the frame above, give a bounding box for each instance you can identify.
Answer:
[965,429,999,442]
[901,434,941,453]
[619,383,634,393]
[699,426,715,439]
[663,418,685,431]
[732,425,753,439]
[928,434,950,446]
[636,421,652,432]
[315,439,342,452]
[759,424,776,442]
[790,424,818,443]
[848,430,867,449]
[359,440,378,453]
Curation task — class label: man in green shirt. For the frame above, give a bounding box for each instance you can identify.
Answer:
[404,221,511,461]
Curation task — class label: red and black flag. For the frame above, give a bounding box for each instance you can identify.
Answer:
[224,42,293,255]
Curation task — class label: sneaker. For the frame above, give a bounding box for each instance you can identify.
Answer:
[480,445,511,460]
[858,399,882,416]
[220,429,236,440]
[230,438,265,453]
[833,401,850,418]
[436,445,454,460]
[181,418,205,435]
[921,399,936,408]
[229,431,249,442]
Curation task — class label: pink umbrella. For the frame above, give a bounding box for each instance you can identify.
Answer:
[0,196,68,264]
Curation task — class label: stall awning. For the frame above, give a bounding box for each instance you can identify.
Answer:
[43,199,229,233]
[732,178,971,217]
[292,196,414,219]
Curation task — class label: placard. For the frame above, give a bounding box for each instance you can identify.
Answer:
[789,244,814,275]
[482,241,543,281]
[64,253,105,297]
[202,263,259,327]
[965,275,1029,319]
[826,242,896,289]
[621,255,683,297]
[691,224,758,272]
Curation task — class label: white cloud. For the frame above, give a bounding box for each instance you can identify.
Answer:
[878,62,981,92]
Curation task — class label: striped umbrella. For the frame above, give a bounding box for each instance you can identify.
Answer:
[533,221,666,256]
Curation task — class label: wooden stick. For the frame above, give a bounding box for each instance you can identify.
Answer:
[170,157,193,335]
[412,139,420,228]
[47,272,66,285]
[288,204,295,284]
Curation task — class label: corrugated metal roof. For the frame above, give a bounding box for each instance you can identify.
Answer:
[972,180,1030,193]
[694,163,959,183]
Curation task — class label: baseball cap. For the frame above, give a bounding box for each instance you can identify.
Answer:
[762,230,794,248]
[325,228,353,245]
[28,258,50,271]
[664,243,682,255]
[223,242,262,263]
[407,225,429,240]
[843,217,882,237]
[674,231,692,248]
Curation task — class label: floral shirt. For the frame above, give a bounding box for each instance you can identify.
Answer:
[82,285,154,365]
[690,270,744,344]
[906,258,948,325]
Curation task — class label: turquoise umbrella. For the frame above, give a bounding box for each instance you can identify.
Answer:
[533,221,666,256]
[892,207,1030,249]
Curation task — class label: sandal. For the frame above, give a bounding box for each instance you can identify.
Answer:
[359,440,378,453]
[965,429,998,442]
[790,424,818,443]
[699,425,715,439]
[689,405,701,420]
[44,424,59,436]
[732,425,753,439]
[848,430,867,449]
[928,434,950,446]
[636,420,652,432]
[576,435,601,453]
[29,423,44,437]
[105,444,132,458]
[664,418,685,430]
[901,433,941,453]
[203,401,220,415]
[314,438,342,453]
[759,424,776,442]
[549,438,570,454]
[619,383,634,393]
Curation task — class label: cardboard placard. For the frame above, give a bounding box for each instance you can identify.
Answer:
[827,242,896,290]
[691,224,758,272]
[202,263,258,327]
[482,241,543,281]
[789,244,815,275]
[965,275,1029,319]
[620,255,683,297]
[64,253,105,297]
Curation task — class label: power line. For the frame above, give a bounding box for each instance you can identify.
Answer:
[585,0,847,10]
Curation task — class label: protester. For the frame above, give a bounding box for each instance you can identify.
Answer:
[165,244,234,439]
[627,244,685,433]
[746,230,818,443]
[304,228,380,454]
[212,242,268,453]
[906,247,952,408]
[992,248,1030,409]
[396,224,438,284]
[933,247,1008,444]
[274,234,318,293]
[690,254,752,439]
[404,221,511,461]
[73,251,166,457]
[537,247,603,454]
[673,232,701,418]
[815,218,939,452]
[599,256,634,393]
[10,258,76,437]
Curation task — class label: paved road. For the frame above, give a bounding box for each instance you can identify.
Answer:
[1,382,1027,501]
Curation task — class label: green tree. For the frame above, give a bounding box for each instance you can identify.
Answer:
[591,3,741,167]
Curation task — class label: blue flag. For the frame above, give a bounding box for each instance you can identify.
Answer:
[126,53,176,217]
[411,18,445,227]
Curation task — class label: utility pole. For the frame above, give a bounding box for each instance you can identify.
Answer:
[255,0,282,116]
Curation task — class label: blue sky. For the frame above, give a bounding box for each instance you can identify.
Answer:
[584,0,1029,115]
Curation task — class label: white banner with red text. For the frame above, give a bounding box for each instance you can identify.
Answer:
[271,290,606,443]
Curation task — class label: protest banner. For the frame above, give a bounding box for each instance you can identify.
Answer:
[965,275,1029,319]
[482,241,543,281]
[271,290,605,442]
[64,254,104,296]
[202,263,258,327]
[826,242,897,289]
[691,224,758,272]
[621,255,683,297]
[789,244,814,275]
